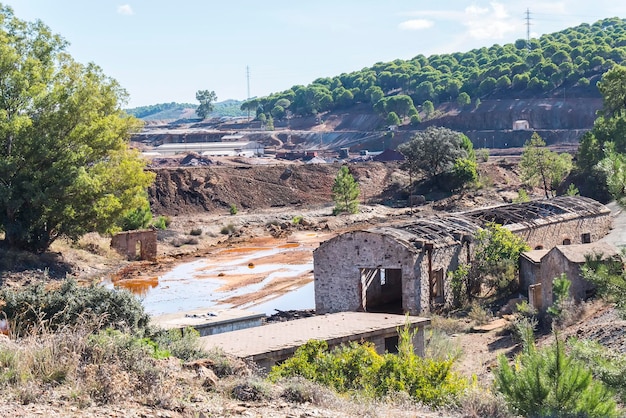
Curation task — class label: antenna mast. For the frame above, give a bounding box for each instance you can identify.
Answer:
[246,65,251,120]
[246,65,250,100]
[526,8,532,52]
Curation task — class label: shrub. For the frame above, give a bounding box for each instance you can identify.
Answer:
[569,338,626,404]
[566,183,580,196]
[279,376,333,404]
[150,327,207,361]
[229,204,238,215]
[0,279,149,336]
[425,328,462,362]
[495,332,618,417]
[513,189,530,203]
[230,378,273,401]
[469,303,492,325]
[515,300,537,318]
[220,224,237,235]
[477,148,490,162]
[430,314,470,335]
[268,320,467,407]
[170,236,199,247]
[547,274,583,328]
[189,228,202,236]
[292,215,303,225]
[152,216,169,230]
[449,157,478,190]
[459,386,513,418]
[120,204,152,231]
[82,329,167,404]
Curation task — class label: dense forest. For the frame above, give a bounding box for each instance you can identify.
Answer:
[241,17,626,123]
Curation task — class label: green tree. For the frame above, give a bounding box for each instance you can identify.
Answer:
[456,222,529,303]
[385,95,415,119]
[582,251,626,316]
[597,64,626,118]
[365,86,384,104]
[495,331,617,417]
[422,100,434,118]
[271,105,285,119]
[195,89,217,119]
[398,126,468,184]
[597,146,626,205]
[520,133,573,198]
[0,7,154,252]
[332,166,360,215]
[479,76,497,95]
[386,111,401,126]
[457,92,471,108]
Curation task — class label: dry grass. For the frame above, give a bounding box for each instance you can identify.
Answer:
[0,327,203,410]
[70,233,120,259]
[430,314,471,335]
[0,321,467,417]
[458,386,514,418]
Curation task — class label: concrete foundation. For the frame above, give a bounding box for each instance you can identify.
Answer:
[199,312,430,372]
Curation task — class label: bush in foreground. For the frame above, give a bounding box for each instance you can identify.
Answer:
[268,322,467,407]
[494,328,618,417]
[0,279,149,335]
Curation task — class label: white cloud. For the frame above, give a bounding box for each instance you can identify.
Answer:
[117,4,134,16]
[465,5,489,16]
[402,2,518,41]
[398,19,434,31]
[462,2,517,40]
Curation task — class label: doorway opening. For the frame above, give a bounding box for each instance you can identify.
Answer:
[430,267,445,305]
[359,268,402,313]
[135,240,142,260]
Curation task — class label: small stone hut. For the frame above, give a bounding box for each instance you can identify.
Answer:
[110,229,157,261]
[520,241,620,312]
[314,196,611,315]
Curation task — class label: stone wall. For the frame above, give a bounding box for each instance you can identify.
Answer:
[110,229,157,261]
[314,231,471,315]
[314,231,420,314]
[314,202,612,315]
[509,213,611,250]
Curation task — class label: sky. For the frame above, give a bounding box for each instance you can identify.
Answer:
[3,1,626,108]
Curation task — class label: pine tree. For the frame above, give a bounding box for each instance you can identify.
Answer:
[332,166,360,215]
[495,328,618,417]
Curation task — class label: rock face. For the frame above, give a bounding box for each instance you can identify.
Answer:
[148,162,402,216]
[431,98,602,131]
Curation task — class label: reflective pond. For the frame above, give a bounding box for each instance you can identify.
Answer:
[107,239,316,316]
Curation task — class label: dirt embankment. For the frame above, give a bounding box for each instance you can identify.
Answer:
[148,162,406,216]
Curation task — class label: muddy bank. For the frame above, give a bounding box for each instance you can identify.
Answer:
[148,162,405,216]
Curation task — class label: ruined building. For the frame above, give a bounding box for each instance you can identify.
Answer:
[110,229,157,261]
[313,196,611,315]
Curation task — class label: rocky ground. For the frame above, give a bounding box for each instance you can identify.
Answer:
[2,155,625,417]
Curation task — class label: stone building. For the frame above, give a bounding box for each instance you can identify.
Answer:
[110,229,158,261]
[520,241,620,312]
[314,196,611,315]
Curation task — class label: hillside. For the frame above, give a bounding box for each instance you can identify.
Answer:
[243,17,624,122]
[132,18,626,151]
[126,99,247,122]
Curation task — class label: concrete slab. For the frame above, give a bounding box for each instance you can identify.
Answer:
[151,308,265,336]
[199,312,430,370]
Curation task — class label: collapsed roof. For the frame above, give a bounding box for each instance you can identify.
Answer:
[371,196,610,247]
